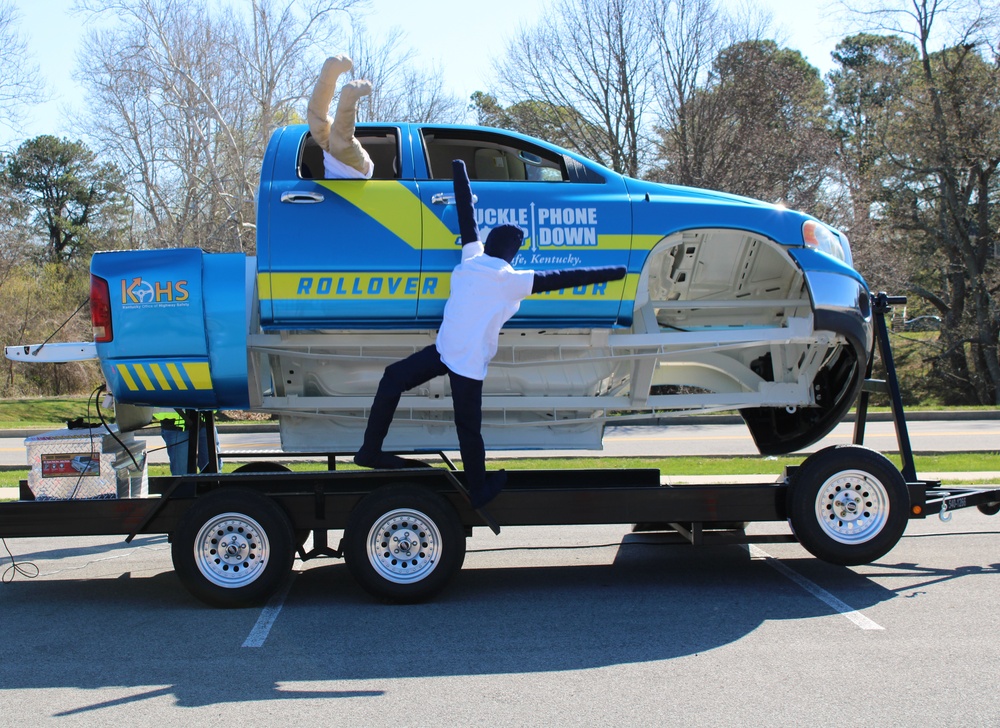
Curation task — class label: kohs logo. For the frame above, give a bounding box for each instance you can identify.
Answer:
[121,277,189,305]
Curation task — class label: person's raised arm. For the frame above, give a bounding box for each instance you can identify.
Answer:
[452,159,480,246]
[530,266,627,294]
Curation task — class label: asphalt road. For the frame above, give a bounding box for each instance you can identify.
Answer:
[2,513,1000,724]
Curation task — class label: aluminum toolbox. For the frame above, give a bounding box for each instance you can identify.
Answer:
[24,426,147,500]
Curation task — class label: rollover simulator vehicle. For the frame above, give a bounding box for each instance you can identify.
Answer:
[80,122,872,456]
[7,123,937,609]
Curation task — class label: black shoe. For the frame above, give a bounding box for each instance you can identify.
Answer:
[353,447,379,468]
[377,453,434,469]
[470,470,506,509]
[354,449,432,470]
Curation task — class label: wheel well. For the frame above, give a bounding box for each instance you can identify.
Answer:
[634,228,807,332]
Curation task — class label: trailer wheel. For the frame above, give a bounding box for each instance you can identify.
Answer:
[227,464,312,545]
[977,502,1000,516]
[171,488,295,608]
[344,485,466,603]
[788,445,909,566]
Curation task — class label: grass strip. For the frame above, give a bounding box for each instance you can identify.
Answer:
[2,452,998,491]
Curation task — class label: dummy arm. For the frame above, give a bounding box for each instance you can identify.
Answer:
[530,266,627,294]
[452,160,480,245]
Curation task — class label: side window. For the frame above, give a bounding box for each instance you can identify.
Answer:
[421,129,568,182]
[298,128,399,180]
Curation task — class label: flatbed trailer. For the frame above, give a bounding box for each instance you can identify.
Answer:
[2,294,998,607]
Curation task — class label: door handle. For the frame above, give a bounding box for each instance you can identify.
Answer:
[281,191,325,204]
[431,193,477,205]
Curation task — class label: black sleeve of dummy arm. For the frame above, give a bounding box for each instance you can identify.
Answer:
[451,159,480,245]
[530,266,627,294]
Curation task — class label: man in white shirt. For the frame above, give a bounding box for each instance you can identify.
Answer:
[307,55,374,179]
[355,160,626,508]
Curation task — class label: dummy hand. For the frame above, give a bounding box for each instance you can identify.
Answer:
[530,266,627,294]
[452,159,480,244]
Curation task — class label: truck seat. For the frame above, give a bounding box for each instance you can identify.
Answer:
[474,148,510,180]
[298,132,399,180]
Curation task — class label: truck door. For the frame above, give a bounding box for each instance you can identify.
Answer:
[261,125,423,327]
[414,127,631,325]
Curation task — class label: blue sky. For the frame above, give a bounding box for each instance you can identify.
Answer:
[3,0,843,148]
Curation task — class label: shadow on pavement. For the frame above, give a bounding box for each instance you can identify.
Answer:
[0,536,935,711]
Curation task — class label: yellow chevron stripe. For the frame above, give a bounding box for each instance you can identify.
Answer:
[134,364,155,390]
[166,363,189,390]
[317,180,435,250]
[149,363,171,390]
[117,364,138,391]
[183,362,213,390]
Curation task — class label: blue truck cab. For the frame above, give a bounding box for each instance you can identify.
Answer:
[257,124,634,328]
[89,122,872,455]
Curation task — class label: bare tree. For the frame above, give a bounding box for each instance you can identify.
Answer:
[647,0,776,188]
[493,0,656,176]
[647,0,729,186]
[75,0,361,253]
[230,0,359,143]
[827,32,919,291]
[0,1,43,135]
[840,0,1000,403]
[348,24,465,123]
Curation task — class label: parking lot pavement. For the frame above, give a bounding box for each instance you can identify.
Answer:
[2,512,1000,724]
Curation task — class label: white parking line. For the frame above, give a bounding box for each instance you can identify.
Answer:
[747,544,884,630]
[242,572,297,647]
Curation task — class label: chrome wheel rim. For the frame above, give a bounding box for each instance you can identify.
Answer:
[366,508,441,584]
[815,470,890,544]
[194,512,270,588]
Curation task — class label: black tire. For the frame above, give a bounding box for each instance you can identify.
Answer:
[171,488,295,608]
[228,464,310,547]
[978,502,1000,516]
[788,445,909,566]
[343,485,466,603]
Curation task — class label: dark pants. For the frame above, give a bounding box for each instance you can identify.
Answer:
[360,345,486,491]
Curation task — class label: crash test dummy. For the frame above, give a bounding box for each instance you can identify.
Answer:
[307,54,373,179]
